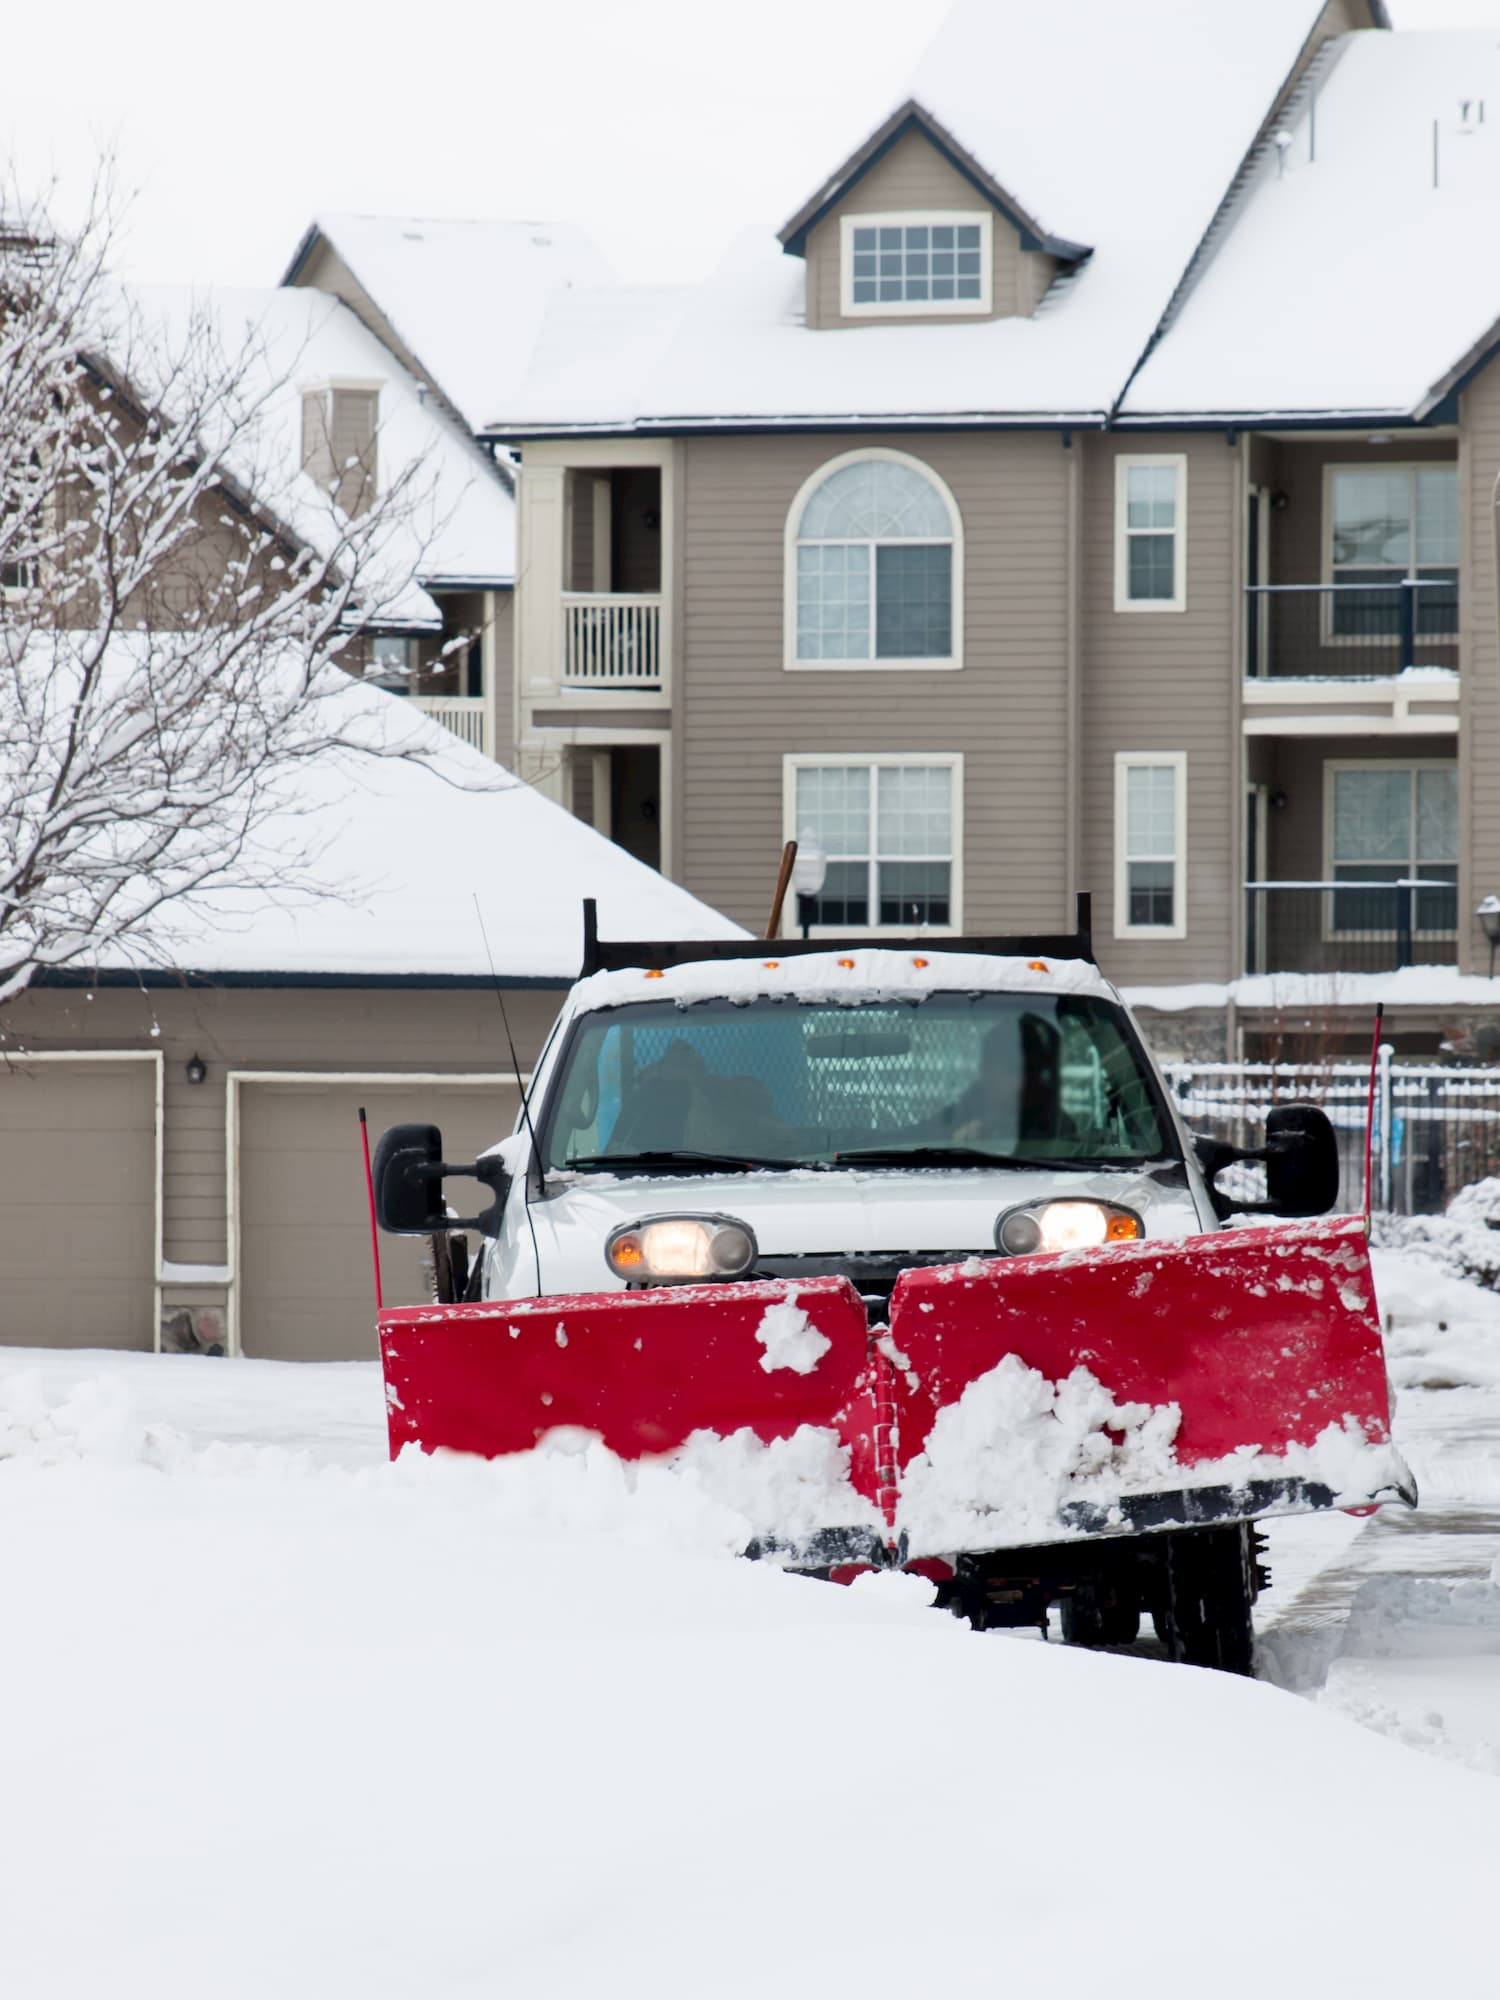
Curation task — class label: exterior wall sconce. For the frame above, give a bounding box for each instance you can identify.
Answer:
[185,1053,208,1086]
[1478,896,1500,978]
[1269,788,1289,812]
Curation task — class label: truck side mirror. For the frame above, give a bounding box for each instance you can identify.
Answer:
[1263,1103,1340,1217]
[372,1122,512,1237]
[372,1123,446,1234]
[1193,1102,1339,1221]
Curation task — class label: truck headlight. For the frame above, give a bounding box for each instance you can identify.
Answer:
[605,1213,758,1284]
[995,1200,1143,1257]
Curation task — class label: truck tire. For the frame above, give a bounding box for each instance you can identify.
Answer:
[1060,1578,1141,1650]
[1151,1524,1257,1676]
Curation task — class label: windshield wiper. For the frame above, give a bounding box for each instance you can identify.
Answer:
[831,1147,1151,1171]
[564,1148,817,1175]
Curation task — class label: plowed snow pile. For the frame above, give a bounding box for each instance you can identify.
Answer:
[1,1343,1498,2000]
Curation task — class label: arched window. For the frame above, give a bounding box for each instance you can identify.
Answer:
[788,453,961,668]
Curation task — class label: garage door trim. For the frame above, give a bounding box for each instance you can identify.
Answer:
[226,1070,530,1359]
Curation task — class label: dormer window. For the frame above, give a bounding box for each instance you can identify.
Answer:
[300,381,380,518]
[840,213,992,318]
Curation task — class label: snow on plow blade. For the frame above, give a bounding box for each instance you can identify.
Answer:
[378,1218,1414,1566]
[886,1216,1415,1557]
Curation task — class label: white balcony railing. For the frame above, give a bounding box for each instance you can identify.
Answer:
[562,592,662,688]
[412,696,489,756]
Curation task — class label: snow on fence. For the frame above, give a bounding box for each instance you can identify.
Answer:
[1161,1048,1500,1215]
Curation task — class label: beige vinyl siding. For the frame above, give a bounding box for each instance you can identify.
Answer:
[1079,432,1242,987]
[329,387,379,516]
[0,983,565,1270]
[803,129,1054,330]
[677,430,1072,936]
[1460,354,1500,973]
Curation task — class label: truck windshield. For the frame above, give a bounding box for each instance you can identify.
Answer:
[542,992,1172,1174]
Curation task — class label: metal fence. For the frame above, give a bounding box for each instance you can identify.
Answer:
[1162,1049,1500,1215]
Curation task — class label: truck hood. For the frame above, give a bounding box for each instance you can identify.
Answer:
[497,1163,1207,1297]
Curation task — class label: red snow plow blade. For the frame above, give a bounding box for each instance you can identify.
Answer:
[378,1217,1412,1564]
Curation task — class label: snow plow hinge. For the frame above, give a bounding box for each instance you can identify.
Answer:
[579,892,1094,977]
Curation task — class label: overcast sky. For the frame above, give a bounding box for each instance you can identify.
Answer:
[4,0,1498,291]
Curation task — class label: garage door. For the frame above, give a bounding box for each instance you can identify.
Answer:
[237,1080,519,1361]
[0,1060,157,1349]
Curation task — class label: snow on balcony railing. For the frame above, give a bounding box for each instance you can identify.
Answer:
[411,696,488,756]
[562,593,661,688]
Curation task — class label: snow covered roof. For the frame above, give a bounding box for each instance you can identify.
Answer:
[1122,31,1500,422]
[488,0,1335,435]
[115,679,745,985]
[283,215,615,435]
[127,284,514,628]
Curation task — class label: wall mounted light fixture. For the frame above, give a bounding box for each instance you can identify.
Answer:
[185,1053,207,1086]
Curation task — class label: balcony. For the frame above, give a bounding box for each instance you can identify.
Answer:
[411,696,489,755]
[1246,579,1457,678]
[1244,880,1457,976]
[562,592,662,690]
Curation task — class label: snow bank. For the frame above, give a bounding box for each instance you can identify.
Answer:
[1376,1179,1500,1302]
[4,1351,1500,1998]
[1314,1575,1500,1779]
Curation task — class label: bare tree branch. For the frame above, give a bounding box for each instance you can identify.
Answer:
[0,172,461,1007]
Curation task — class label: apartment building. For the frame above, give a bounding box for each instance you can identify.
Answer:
[474,0,1500,1058]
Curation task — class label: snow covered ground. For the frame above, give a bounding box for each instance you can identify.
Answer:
[3,1241,1499,1996]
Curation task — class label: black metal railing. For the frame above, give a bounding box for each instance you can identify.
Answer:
[1245,578,1458,678]
[1244,880,1458,975]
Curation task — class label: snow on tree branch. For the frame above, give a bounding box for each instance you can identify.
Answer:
[0,175,458,1007]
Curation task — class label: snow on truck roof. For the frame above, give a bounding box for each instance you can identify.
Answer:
[566,949,1115,1019]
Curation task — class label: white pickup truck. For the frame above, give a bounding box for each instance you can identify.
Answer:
[371,897,1409,1674]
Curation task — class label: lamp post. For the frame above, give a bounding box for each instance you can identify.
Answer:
[1479,895,1500,978]
[790,832,827,940]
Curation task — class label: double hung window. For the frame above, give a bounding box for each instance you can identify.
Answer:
[1115,754,1187,939]
[840,212,992,316]
[789,453,959,669]
[1328,467,1458,639]
[786,758,960,931]
[1329,762,1457,935]
[1114,456,1187,611]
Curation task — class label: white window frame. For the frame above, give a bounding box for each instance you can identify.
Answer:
[839,211,993,319]
[1113,454,1188,614]
[783,447,964,673]
[1321,758,1458,942]
[781,752,964,937]
[1320,462,1459,649]
[1114,752,1187,941]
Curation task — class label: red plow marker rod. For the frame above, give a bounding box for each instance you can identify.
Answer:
[359,1107,383,1311]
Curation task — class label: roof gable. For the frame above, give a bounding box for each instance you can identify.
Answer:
[779,99,1091,264]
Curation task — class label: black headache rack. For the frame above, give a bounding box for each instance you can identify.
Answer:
[579,892,1095,979]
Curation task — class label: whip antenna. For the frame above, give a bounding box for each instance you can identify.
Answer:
[474,894,543,1293]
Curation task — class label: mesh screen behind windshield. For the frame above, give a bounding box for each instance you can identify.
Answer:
[545,993,1167,1170]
